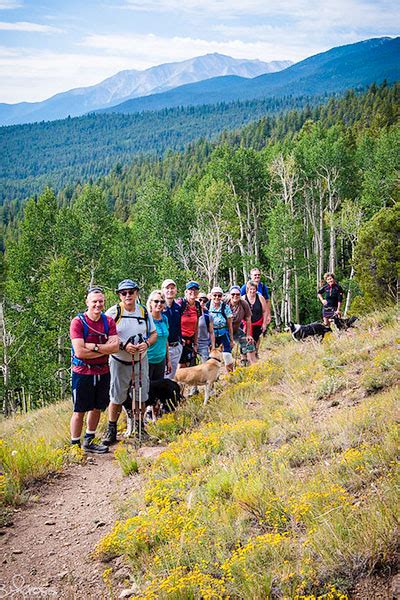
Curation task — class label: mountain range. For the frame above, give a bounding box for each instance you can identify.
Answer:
[98,36,400,115]
[0,54,291,126]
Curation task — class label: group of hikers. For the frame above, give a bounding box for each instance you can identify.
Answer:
[69,268,271,453]
[69,269,343,454]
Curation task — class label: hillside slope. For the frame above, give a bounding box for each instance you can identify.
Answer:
[0,309,398,598]
[100,36,400,115]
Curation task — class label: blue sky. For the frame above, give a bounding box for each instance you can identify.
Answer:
[0,0,398,103]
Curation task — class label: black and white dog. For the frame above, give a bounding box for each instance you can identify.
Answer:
[333,315,358,331]
[288,321,331,342]
[122,378,182,435]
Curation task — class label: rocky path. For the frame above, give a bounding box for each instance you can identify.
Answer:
[0,447,163,599]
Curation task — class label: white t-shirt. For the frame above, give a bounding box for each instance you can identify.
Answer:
[106,302,155,362]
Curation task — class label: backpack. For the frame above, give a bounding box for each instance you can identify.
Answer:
[71,312,109,369]
[178,298,202,319]
[113,301,150,336]
[206,300,227,323]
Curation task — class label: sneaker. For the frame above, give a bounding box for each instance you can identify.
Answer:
[102,423,117,446]
[83,438,109,454]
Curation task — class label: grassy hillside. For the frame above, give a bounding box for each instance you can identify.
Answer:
[99,310,399,599]
[1,309,398,597]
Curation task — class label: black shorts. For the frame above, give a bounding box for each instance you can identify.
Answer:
[72,372,110,413]
[179,339,196,366]
[252,324,263,343]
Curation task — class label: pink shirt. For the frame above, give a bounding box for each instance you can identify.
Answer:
[70,313,117,375]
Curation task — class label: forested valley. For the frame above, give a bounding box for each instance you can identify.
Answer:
[1,82,399,413]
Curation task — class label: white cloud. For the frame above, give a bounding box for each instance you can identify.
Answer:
[80,32,307,63]
[0,0,22,8]
[0,21,63,32]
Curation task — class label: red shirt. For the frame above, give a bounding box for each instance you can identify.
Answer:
[180,302,199,338]
[70,313,117,375]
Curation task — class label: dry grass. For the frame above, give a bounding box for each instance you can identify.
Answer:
[95,309,399,598]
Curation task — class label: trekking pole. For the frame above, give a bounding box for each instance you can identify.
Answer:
[138,334,144,444]
[131,351,136,438]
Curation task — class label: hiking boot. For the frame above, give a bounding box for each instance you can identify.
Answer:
[83,438,109,454]
[102,423,117,446]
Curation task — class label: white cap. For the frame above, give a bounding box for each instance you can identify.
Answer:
[210,286,224,295]
[161,278,176,288]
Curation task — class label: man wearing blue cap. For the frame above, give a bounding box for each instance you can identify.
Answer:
[102,279,157,445]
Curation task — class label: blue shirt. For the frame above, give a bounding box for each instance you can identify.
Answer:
[163,300,182,343]
[240,281,270,300]
[209,302,232,334]
[147,314,169,364]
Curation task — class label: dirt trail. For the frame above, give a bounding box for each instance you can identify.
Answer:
[0,446,163,599]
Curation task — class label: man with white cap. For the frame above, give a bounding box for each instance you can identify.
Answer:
[161,278,183,379]
[102,279,157,445]
[207,286,234,373]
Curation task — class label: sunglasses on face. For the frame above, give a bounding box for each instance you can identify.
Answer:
[152,299,165,304]
[213,294,222,298]
[120,290,136,296]
[199,297,207,302]
[230,293,240,296]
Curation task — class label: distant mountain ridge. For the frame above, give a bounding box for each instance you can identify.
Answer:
[0,54,291,126]
[99,37,400,115]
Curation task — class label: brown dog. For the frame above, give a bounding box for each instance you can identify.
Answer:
[174,348,223,404]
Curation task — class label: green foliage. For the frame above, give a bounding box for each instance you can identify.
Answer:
[353,203,399,308]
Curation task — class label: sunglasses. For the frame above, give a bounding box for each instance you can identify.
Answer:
[120,290,136,296]
[199,297,207,302]
[230,293,240,296]
[152,299,165,304]
[213,293,222,298]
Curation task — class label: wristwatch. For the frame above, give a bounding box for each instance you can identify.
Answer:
[93,344,99,352]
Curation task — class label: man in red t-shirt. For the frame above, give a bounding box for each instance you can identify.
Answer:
[70,288,119,453]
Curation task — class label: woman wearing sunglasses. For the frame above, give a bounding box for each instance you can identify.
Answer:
[208,286,234,373]
[147,290,171,381]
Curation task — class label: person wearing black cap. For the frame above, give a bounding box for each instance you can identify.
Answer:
[176,281,201,368]
[102,279,157,445]
[70,287,119,453]
[161,278,182,380]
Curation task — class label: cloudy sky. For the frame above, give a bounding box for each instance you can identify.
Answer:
[0,0,398,104]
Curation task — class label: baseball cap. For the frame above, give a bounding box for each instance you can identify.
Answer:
[211,286,224,295]
[116,279,139,293]
[161,278,176,288]
[186,281,200,290]
[229,285,241,294]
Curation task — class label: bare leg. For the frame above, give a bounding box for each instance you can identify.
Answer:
[70,412,84,439]
[87,408,101,431]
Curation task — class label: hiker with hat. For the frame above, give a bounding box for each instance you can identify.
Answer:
[102,279,157,445]
[176,281,202,368]
[207,286,234,373]
[227,286,256,366]
[162,278,183,379]
[70,287,119,453]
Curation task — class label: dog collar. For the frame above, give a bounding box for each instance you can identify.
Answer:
[207,356,222,363]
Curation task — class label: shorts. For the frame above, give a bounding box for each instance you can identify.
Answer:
[197,343,210,361]
[72,372,110,413]
[252,325,263,344]
[234,328,256,354]
[322,307,336,319]
[179,338,196,366]
[215,331,232,353]
[109,354,149,405]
